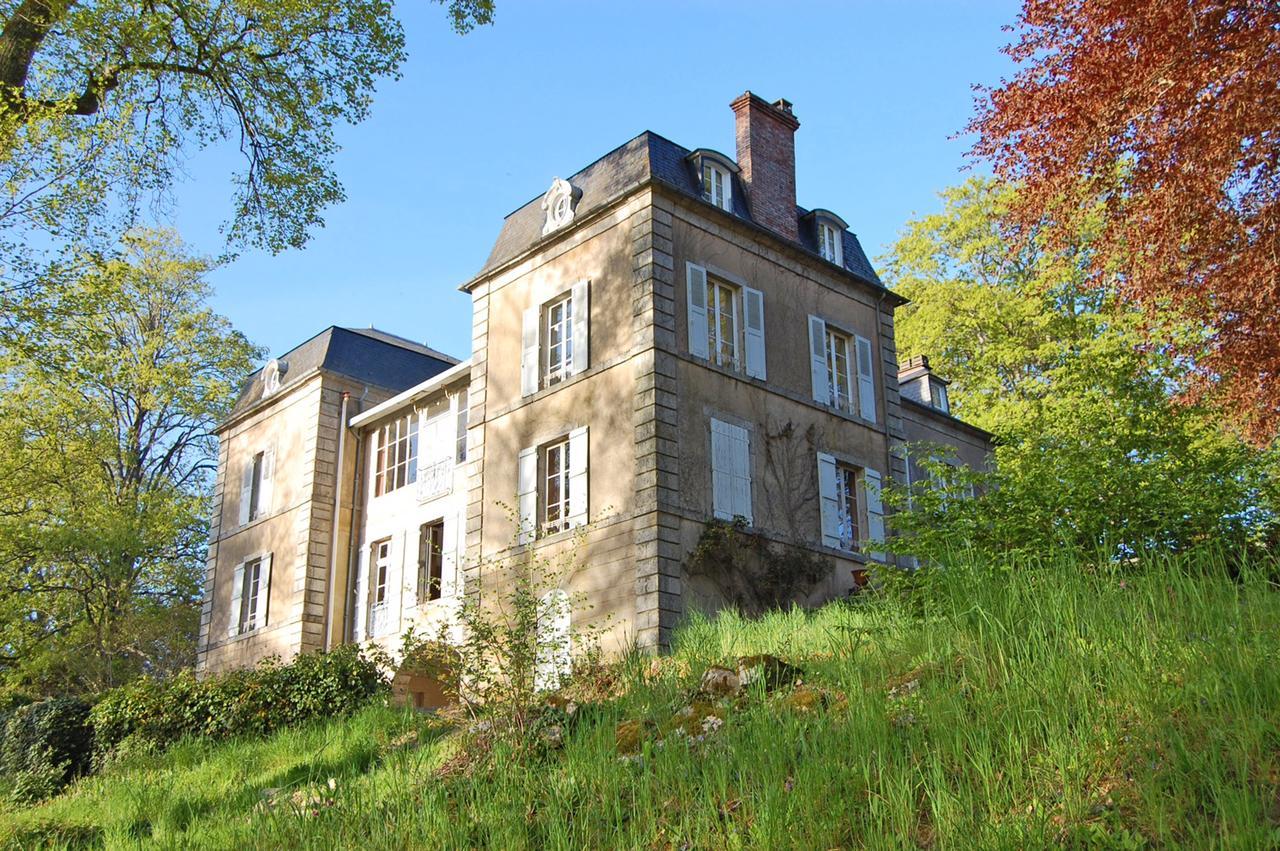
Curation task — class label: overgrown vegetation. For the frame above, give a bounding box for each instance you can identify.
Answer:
[686,518,832,613]
[4,547,1277,848]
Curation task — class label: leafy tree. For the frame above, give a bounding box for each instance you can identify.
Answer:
[0,228,259,695]
[968,0,1280,443]
[0,0,494,289]
[882,178,1280,560]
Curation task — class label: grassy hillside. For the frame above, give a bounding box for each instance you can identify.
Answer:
[4,552,1279,849]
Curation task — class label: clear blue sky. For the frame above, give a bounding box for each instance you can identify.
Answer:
[171,1,1020,363]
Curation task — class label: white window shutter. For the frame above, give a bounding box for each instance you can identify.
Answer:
[863,469,886,562]
[855,335,877,422]
[816,452,841,549]
[743,286,766,380]
[686,263,709,360]
[808,315,829,405]
[571,279,590,377]
[517,446,538,545]
[566,426,588,529]
[257,553,273,626]
[534,589,572,692]
[442,518,458,597]
[520,306,539,397]
[710,419,731,520]
[258,448,275,517]
[238,460,253,526]
[228,561,245,638]
[732,426,752,524]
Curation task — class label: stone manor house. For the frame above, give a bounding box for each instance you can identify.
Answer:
[197,93,992,682]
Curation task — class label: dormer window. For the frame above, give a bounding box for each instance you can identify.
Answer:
[818,221,843,265]
[703,161,731,211]
[929,379,950,414]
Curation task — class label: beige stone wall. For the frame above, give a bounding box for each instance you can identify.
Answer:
[901,401,993,480]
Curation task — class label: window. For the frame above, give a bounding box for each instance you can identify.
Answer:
[238,448,274,526]
[817,453,885,559]
[228,554,272,637]
[545,293,574,385]
[543,438,571,534]
[807,315,877,422]
[374,414,418,497]
[517,428,588,544]
[818,221,843,265]
[522,280,590,396]
[455,400,469,463]
[930,379,950,414]
[702,161,731,211]
[417,521,445,602]
[711,418,753,524]
[368,539,391,637]
[686,263,767,379]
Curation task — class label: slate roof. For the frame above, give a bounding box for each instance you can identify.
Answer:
[225,326,459,425]
[472,131,885,293]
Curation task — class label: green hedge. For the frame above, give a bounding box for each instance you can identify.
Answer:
[0,698,93,803]
[90,644,387,767]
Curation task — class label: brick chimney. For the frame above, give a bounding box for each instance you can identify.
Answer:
[731,91,800,241]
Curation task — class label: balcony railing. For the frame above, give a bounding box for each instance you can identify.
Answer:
[417,458,453,501]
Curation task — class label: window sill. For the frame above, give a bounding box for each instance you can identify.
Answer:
[225,624,266,644]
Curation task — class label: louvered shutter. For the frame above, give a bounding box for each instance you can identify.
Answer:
[521,306,539,397]
[732,426,752,524]
[686,263,709,359]
[808,315,829,404]
[863,469,886,562]
[238,460,254,526]
[571,279,590,376]
[710,419,732,520]
[258,448,275,518]
[257,553,273,627]
[534,589,572,692]
[517,446,538,545]
[743,286,766,380]
[855,335,877,422]
[228,561,245,638]
[566,426,588,529]
[816,452,841,548]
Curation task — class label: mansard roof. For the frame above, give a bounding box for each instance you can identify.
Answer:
[469,131,885,293]
[224,326,459,427]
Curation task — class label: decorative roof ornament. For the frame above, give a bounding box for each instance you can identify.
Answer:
[262,358,288,397]
[541,177,579,236]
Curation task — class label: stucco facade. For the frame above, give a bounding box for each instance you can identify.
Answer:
[197,92,993,677]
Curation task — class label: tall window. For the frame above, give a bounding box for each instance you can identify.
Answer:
[240,558,262,632]
[374,414,418,497]
[543,438,572,534]
[706,279,741,370]
[835,464,861,551]
[455,402,469,463]
[230,553,271,637]
[247,452,265,520]
[703,161,731,211]
[545,293,574,385]
[372,540,390,607]
[417,521,444,602]
[818,221,843,265]
[825,326,855,411]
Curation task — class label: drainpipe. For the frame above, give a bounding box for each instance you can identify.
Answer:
[323,391,351,650]
[343,387,371,644]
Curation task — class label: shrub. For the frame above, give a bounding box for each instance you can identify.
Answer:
[0,698,93,803]
[90,644,387,766]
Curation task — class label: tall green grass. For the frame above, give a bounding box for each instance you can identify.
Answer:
[4,550,1278,849]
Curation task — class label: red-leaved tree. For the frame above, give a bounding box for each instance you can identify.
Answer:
[969,0,1280,443]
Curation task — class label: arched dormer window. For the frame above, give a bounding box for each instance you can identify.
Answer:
[806,210,849,267]
[687,149,738,213]
[262,358,288,397]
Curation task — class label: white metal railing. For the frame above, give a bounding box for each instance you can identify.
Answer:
[369,602,391,638]
[417,457,453,501]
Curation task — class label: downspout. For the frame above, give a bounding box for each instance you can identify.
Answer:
[343,387,371,644]
[323,391,351,650]
[876,290,896,567]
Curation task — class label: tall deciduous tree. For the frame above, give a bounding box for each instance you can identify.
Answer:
[968,0,1280,443]
[0,0,494,288]
[0,229,259,695]
[882,179,1279,560]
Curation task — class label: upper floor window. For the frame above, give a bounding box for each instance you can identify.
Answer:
[517,427,589,544]
[521,280,590,397]
[238,448,275,526]
[417,520,445,602]
[929,379,950,414]
[228,553,272,637]
[703,161,732,211]
[807,315,876,422]
[818,221,843,265]
[685,262,766,380]
[455,399,469,464]
[374,413,417,497]
[368,539,392,637]
[817,452,885,560]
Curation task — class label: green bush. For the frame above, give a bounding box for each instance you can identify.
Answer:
[90,644,387,767]
[0,698,93,803]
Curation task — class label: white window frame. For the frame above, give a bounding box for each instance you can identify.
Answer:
[368,539,392,637]
[930,379,950,414]
[544,292,574,386]
[228,552,272,638]
[417,520,445,603]
[374,413,418,497]
[818,220,843,265]
[542,437,572,535]
[522,281,590,397]
[706,278,742,371]
[808,315,877,423]
[825,325,856,412]
[702,161,732,211]
[834,462,862,551]
[455,396,469,463]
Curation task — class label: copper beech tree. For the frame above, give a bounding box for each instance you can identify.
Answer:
[969,0,1280,443]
